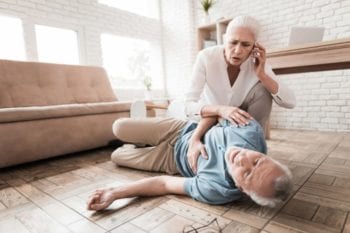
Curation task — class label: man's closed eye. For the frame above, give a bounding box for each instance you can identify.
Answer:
[254,159,259,166]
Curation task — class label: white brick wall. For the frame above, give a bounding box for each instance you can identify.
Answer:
[271,71,350,131]
[1,0,349,131]
[162,0,350,131]
[159,0,196,98]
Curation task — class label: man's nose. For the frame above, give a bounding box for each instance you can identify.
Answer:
[238,154,252,168]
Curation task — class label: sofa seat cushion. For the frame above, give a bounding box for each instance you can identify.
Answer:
[0,101,131,123]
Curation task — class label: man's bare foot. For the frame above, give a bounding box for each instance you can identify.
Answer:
[87,188,115,211]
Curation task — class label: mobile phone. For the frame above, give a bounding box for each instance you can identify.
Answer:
[252,43,259,65]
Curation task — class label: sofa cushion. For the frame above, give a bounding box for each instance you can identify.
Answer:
[0,101,131,123]
[0,59,117,108]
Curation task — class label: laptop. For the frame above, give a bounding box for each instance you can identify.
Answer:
[288,27,325,46]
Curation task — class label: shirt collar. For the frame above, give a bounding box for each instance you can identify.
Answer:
[224,147,238,188]
[224,166,236,188]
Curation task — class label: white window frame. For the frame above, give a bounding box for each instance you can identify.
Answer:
[100,33,163,91]
[0,14,26,61]
[33,21,85,65]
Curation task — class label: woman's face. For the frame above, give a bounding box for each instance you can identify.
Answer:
[224,27,255,66]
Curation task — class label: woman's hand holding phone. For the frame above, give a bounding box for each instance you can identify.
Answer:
[252,42,267,78]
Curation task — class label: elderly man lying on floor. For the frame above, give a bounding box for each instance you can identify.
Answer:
[87,116,293,210]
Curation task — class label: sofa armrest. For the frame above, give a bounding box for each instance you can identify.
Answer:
[0,101,132,123]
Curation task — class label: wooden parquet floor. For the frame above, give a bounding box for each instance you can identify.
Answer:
[0,129,349,233]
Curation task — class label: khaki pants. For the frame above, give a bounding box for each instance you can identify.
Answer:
[240,82,272,134]
[111,117,187,174]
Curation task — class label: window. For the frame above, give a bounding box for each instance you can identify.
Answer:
[0,15,25,60]
[98,0,159,19]
[101,34,162,90]
[35,25,79,64]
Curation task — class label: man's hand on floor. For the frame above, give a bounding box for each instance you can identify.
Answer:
[87,188,116,211]
[87,176,187,211]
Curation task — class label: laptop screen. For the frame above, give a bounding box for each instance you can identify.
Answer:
[288,27,325,46]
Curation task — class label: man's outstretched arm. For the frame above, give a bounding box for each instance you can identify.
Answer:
[87,176,186,211]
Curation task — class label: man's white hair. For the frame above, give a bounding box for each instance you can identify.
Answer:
[226,15,261,40]
[245,160,293,208]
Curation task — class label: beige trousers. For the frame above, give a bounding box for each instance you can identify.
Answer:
[111,117,187,174]
[240,82,272,134]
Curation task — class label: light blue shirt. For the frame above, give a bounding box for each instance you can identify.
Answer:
[174,119,267,204]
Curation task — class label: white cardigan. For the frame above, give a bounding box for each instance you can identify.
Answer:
[185,45,296,119]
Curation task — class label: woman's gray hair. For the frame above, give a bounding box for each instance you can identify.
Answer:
[226,15,261,40]
[246,160,293,208]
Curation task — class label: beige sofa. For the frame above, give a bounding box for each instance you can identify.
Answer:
[0,59,134,168]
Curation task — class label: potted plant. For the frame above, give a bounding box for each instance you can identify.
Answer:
[143,75,153,100]
[200,0,215,16]
[200,0,215,24]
